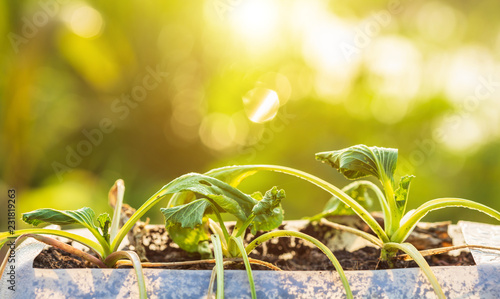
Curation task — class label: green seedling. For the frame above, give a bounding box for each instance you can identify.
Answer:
[310,144,500,298]
[0,180,148,299]
[0,172,350,298]
[161,175,351,299]
[164,145,500,299]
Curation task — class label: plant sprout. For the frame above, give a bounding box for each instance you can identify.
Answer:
[171,144,500,299]
[0,180,148,299]
[310,145,500,298]
[2,145,496,298]
[160,175,352,299]
[0,172,351,298]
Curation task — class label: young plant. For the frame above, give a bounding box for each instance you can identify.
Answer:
[0,172,351,298]
[160,176,352,299]
[0,175,275,298]
[311,144,500,298]
[168,145,500,299]
[0,180,148,299]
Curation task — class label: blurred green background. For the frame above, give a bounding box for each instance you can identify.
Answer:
[1,0,500,230]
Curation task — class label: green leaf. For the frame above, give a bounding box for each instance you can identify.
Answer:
[324,181,374,216]
[168,223,211,253]
[205,166,259,188]
[161,199,212,229]
[168,167,258,208]
[21,207,111,253]
[395,175,414,214]
[23,207,97,229]
[160,174,267,253]
[316,145,398,186]
[97,213,111,242]
[252,186,285,215]
[161,199,213,253]
[163,173,257,220]
[252,187,285,234]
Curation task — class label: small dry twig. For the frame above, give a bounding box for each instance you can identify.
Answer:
[114,257,282,271]
[397,244,500,261]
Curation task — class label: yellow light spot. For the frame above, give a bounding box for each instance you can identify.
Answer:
[69,5,103,38]
[243,88,280,123]
[228,0,280,53]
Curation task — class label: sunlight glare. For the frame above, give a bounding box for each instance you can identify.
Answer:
[243,87,280,123]
[229,0,280,52]
[64,5,104,38]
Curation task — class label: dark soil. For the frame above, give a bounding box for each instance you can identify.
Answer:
[33,220,475,271]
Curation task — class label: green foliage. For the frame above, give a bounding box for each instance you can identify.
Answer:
[316,145,397,185]
[313,144,500,298]
[161,181,285,253]
[22,207,97,228]
[310,181,375,220]
[2,181,147,298]
[97,213,111,243]
[251,187,285,234]
[161,167,352,298]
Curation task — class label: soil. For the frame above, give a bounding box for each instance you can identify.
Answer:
[33,217,475,271]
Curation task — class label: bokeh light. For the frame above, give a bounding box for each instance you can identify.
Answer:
[63,4,104,39]
[243,87,280,123]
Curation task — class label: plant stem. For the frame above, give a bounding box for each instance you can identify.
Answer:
[224,165,390,243]
[231,236,257,299]
[319,219,383,247]
[245,230,353,299]
[211,234,225,299]
[111,188,168,252]
[235,214,256,239]
[384,242,445,299]
[392,198,500,243]
[209,207,231,244]
[109,179,125,241]
[382,179,397,236]
[104,251,148,299]
[208,219,230,256]
[207,265,217,299]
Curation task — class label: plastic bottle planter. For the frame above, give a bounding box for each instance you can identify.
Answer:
[2,220,499,298]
